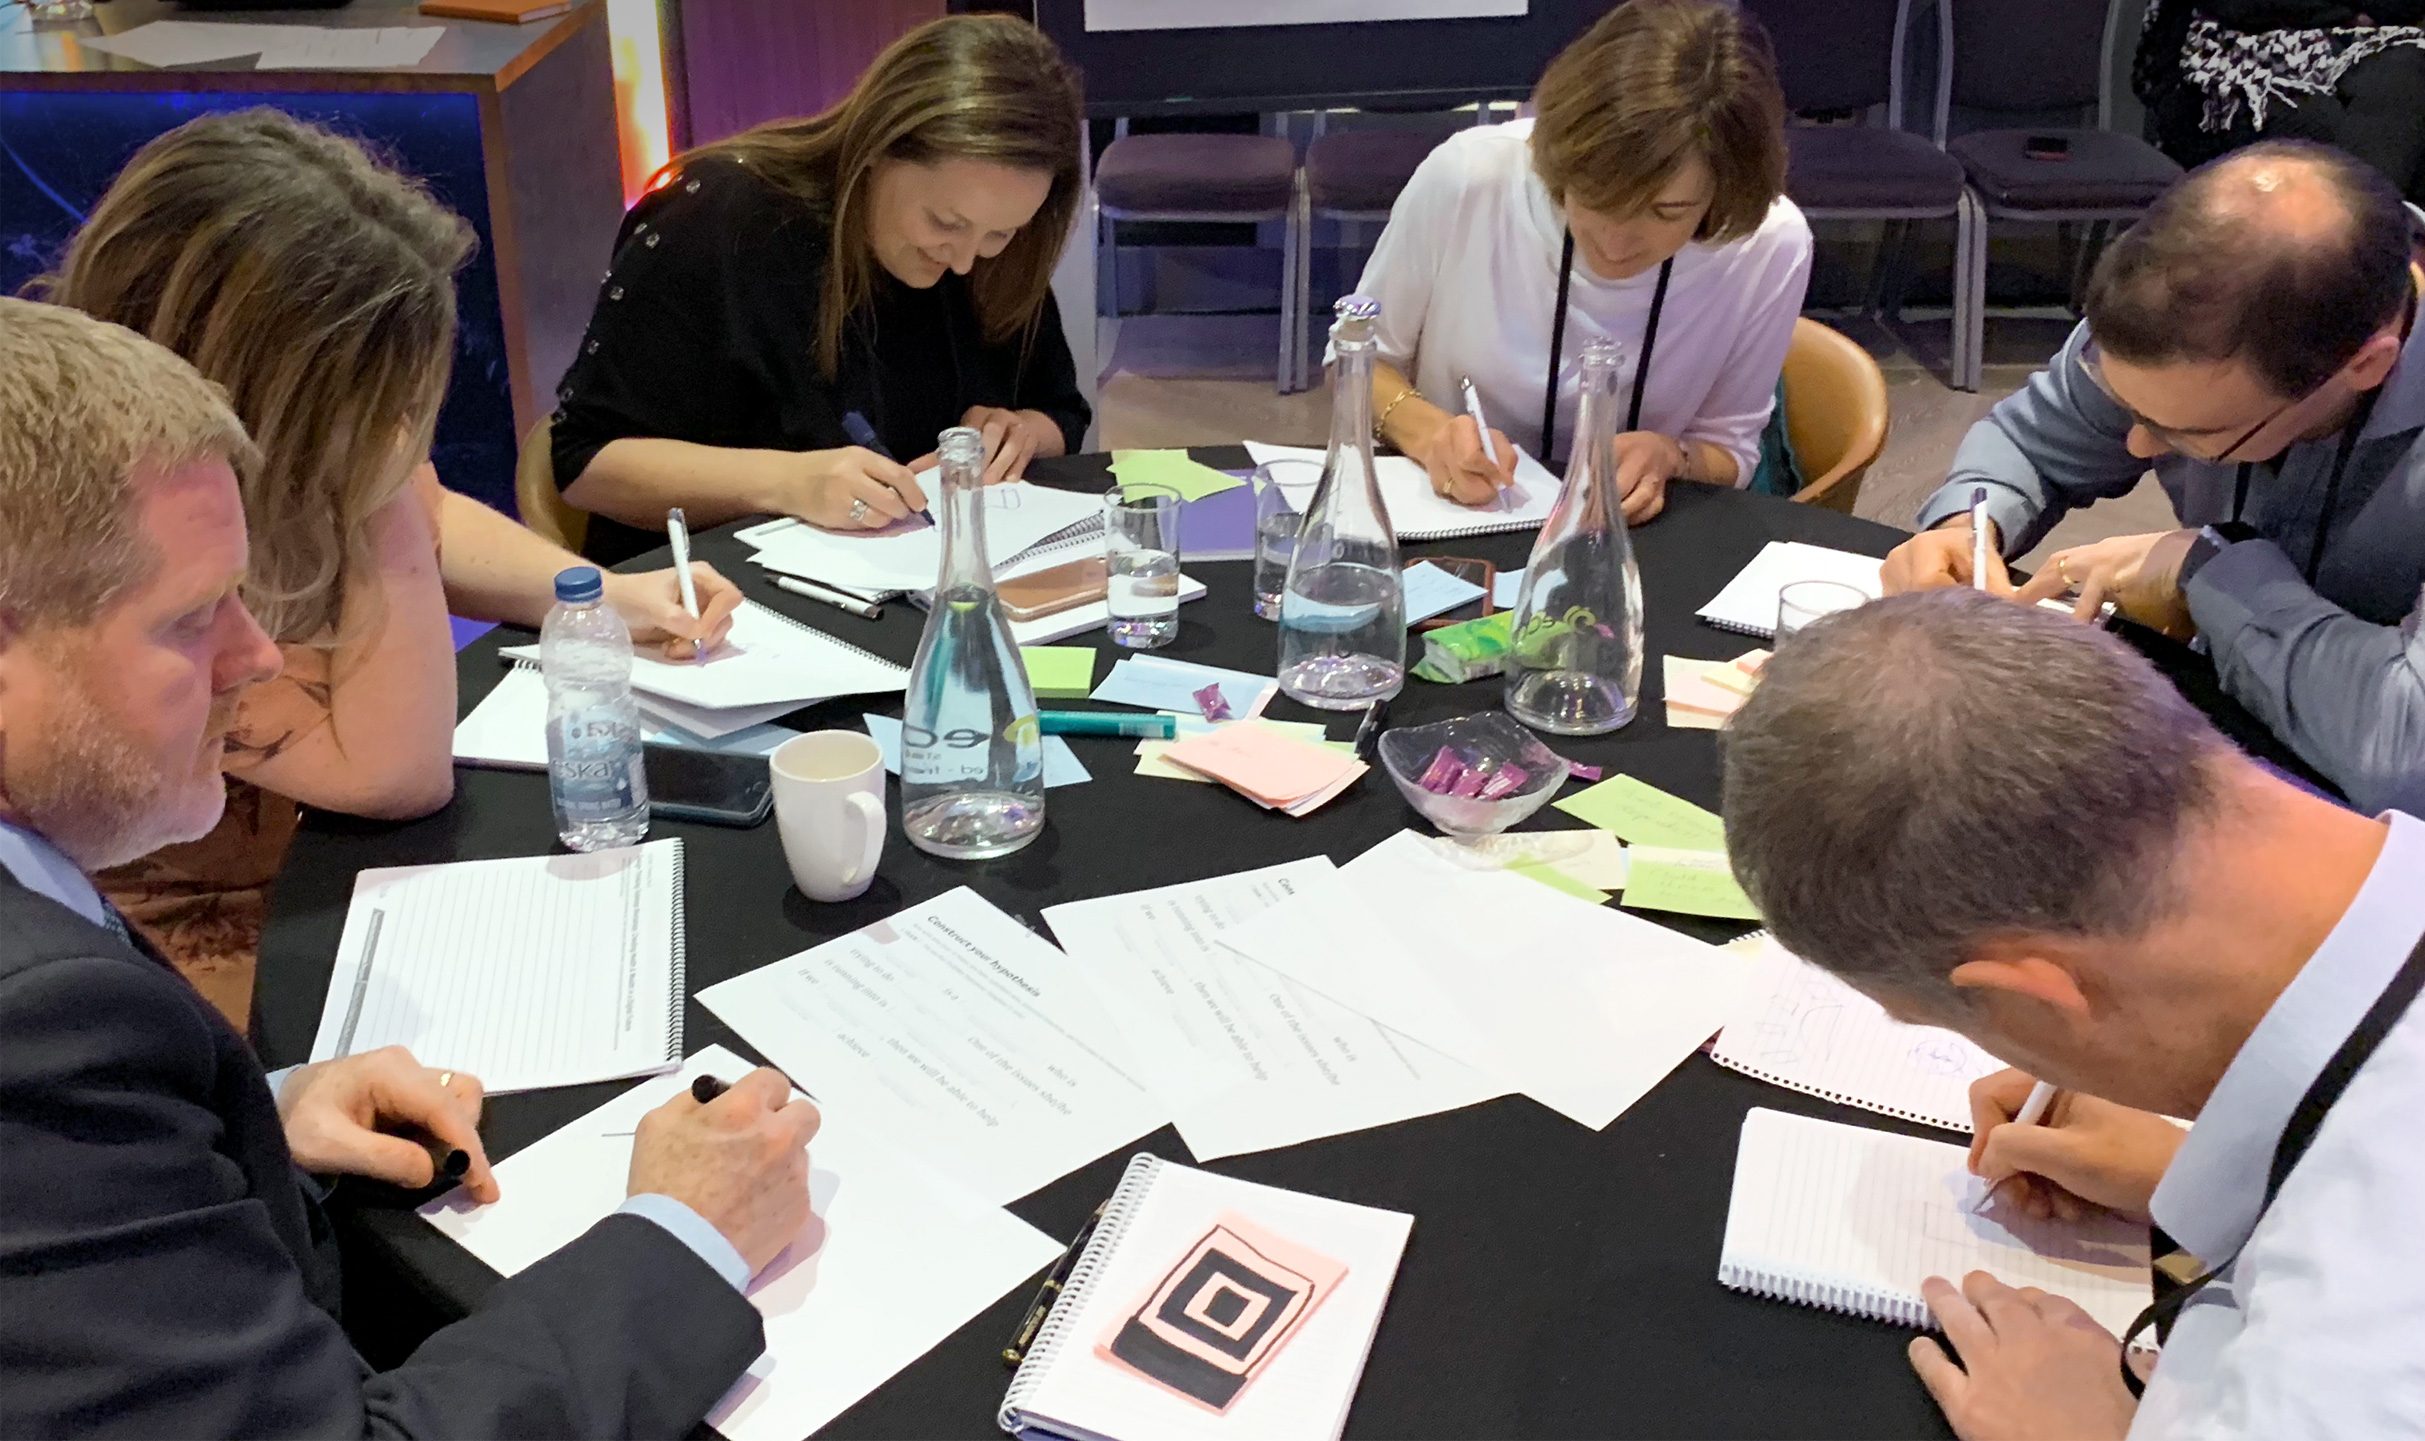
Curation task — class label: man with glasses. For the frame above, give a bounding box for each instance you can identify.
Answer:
[1883,141,2423,815]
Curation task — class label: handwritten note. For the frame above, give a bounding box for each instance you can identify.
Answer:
[1624,846,1760,920]
[1109,450,1246,502]
[862,714,1091,788]
[1020,645,1098,699]
[1159,724,1363,809]
[1509,861,1610,903]
[1554,774,1726,849]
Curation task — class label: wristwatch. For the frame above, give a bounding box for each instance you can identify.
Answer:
[2180,521,2261,586]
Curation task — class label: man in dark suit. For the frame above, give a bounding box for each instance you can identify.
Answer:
[0,298,822,1437]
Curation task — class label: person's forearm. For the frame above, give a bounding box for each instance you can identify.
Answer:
[1681,439,1738,488]
[563,437,794,531]
[1372,361,1450,458]
[436,489,586,630]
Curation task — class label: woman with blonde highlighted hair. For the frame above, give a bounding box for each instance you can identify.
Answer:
[551,13,1090,563]
[40,109,738,1020]
[1355,0,1810,522]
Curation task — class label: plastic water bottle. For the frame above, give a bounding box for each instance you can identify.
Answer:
[543,566,650,851]
[1276,295,1406,710]
[900,426,1046,859]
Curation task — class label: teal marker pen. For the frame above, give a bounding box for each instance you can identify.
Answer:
[1038,711,1177,740]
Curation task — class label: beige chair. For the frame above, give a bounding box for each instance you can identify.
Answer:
[1781,317,1889,516]
[514,415,588,552]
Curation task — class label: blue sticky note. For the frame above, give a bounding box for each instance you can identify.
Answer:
[862,714,1090,788]
[1402,561,1489,625]
[1090,656,1275,719]
[1492,568,1527,608]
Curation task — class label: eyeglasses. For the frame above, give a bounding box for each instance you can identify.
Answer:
[2078,337,2312,462]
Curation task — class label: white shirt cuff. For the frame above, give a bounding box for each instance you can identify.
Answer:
[616,1192,751,1292]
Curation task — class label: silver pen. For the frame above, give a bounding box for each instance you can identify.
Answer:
[774,574,884,620]
[1968,487,1992,591]
[665,506,705,659]
[1460,374,1517,512]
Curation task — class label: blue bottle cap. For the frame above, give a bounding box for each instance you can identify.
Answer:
[554,566,604,604]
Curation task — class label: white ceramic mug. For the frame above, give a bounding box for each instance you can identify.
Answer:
[770,730,886,903]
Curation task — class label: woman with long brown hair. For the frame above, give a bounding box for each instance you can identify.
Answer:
[39,109,738,1020]
[550,13,1090,563]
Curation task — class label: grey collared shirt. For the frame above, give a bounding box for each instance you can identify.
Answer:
[2132,810,2425,1438]
[0,817,107,928]
[1917,320,2425,816]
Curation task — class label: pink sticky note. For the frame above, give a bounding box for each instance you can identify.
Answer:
[1161,724,1358,807]
[1663,656,1747,717]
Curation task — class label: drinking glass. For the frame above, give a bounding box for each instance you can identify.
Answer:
[1104,483,1182,649]
[1775,580,1870,639]
[1251,458,1320,621]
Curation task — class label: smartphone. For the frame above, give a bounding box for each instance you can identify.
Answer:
[1412,555,1497,632]
[2024,135,2072,161]
[644,744,773,827]
[1000,556,1110,621]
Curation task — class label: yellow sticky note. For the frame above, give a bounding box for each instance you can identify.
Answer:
[1554,774,1726,849]
[1021,645,1097,699]
[1703,649,1768,697]
[1663,655,1746,716]
[1509,861,1611,904]
[1623,846,1761,921]
[1665,704,1727,731]
[1109,449,1246,503]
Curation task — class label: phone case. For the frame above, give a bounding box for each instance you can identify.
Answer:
[1001,556,1111,621]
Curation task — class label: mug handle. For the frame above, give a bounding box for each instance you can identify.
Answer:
[840,792,883,887]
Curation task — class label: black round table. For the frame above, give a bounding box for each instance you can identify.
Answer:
[255,450,2306,1440]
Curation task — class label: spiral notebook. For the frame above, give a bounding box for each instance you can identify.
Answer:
[1242,441,1562,540]
[1697,540,2099,638]
[499,599,907,713]
[1000,1154,1411,1441]
[1710,934,2000,1132]
[1719,1109,2152,1339]
[306,841,686,1094]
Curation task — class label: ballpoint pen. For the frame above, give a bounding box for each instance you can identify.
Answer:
[666,507,706,659]
[774,574,884,620]
[1973,1080,2058,1212]
[1004,1201,1108,1367]
[1461,374,1516,512]
[842,410,936,526]
[1968,487,1992,591]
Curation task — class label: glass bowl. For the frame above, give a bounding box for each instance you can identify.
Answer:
[1377,712,1572,838]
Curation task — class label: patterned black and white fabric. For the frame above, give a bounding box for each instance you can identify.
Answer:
[2160,1,2425,132]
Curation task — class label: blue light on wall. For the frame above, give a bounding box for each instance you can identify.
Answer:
[0,89,519,516]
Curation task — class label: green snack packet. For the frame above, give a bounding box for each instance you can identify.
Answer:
[1413,611,1516,683]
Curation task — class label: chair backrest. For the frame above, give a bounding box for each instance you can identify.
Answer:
[515,415,588,552]
[1782,318,1889,515]
[1948,0,2111,119]
[1739,0,1905,121]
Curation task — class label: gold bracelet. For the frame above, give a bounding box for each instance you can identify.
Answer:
[1373,386,1418,442]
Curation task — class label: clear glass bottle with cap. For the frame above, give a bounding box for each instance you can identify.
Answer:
[1504,337,1642,734]
[1277,294,1406,710]
[900,426,1046,858]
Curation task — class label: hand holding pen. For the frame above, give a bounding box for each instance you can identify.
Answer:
[625,1069,823,1277]
[1966,1070,2184,1222]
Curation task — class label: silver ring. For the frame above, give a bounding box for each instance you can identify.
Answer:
[847,497,871,525]
[436,1071,454,1089]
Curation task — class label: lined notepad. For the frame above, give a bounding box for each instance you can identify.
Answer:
[308,842,685,1094]
[1695,541,1886,638]
[1719,1109,2152,1338]
[1710,934,2000,1132]
[1243,441,1562,540]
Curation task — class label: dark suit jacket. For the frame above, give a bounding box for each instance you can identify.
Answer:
[0,868,763,1437]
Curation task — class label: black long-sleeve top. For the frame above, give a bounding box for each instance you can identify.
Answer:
[550,155,1091,563]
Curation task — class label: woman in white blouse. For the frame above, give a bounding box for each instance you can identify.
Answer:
[1356,0,1811,523]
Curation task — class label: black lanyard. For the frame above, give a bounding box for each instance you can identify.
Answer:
[2118,922,2425,1396]
[1541,230,1672,462]
[2226,382,2378,586]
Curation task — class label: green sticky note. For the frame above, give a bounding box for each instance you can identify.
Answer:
[1622,847,1761,921]
[1021,645,1098,699]
[1553,774,1726,849]
[1509,861,1611,904]
[1109,449,1246,503]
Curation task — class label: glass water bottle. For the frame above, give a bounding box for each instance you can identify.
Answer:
[1504,338,1643,734]
[1277,295,1406,710]
[900,427,1046,859]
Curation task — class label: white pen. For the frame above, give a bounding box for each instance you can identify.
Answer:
[1974,1080,2060,1213]
[665,507,704,660]
[1460,374,1515,513]
[774,573,884,620]
[1968,486,1992,591]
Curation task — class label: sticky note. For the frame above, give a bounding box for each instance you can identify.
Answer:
[1703,649,1769,697]
[1109,449,1247,503]
[1092,655,1275,720]
[1159,724,1359,806]
[1554,774,1726,849]
[1509,861,1611,904]
[862,714,1091,788]
[1664,705,1727,732]
[1622,846,1760,921]
[1492,568,1527,609]
[1401,561,1489,626]
[1020,645,1098,700]
[1141,715,1330,751]
[1663,655,1747,717]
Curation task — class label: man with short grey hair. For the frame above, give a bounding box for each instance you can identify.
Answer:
[0,297,816,1437]
[1721,590,2425,1441]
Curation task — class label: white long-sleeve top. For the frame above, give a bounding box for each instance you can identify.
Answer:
[1343,119,1812,482]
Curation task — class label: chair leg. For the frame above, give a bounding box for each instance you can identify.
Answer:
[1294,182,1315,391]
[1869,218,1914,320]
[1963,193,1989,392]
[1277,187,1301,394]
[1099,210,1118,320]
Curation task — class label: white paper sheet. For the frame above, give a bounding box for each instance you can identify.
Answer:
[1244,440,1562,539]
[741,480,1103,593]
[77,20,311,65]
[700,888,1165,1205]
[1222,832,1753,1130]
[452,666,798,770]
[253,26,442,69]
[500,600,906,713]
[309,842,683,1093]
[1042,862,1502,1160]
[419,1046,1060,1441]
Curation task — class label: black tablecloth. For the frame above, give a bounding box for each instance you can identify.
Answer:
[255,450,2307,1440]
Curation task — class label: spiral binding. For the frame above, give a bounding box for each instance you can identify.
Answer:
[998,1152,1168,1432]
[664,838,688,1064]
[1718,1261,1929,1329]
[1707,930,1972,1133]
[1695,613,1779,640]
